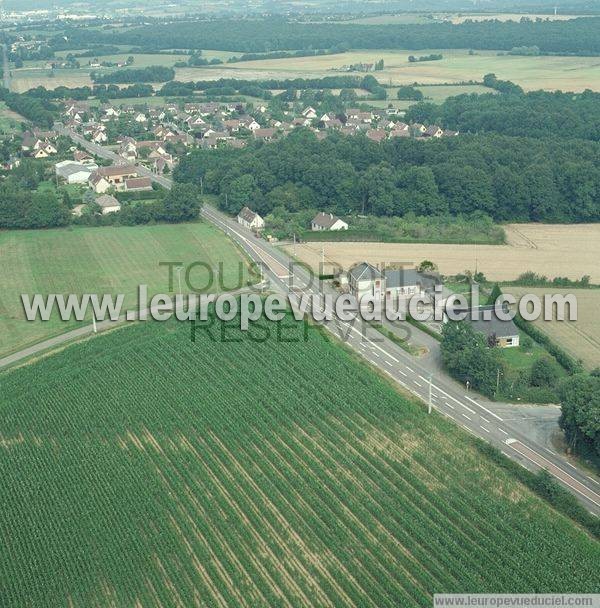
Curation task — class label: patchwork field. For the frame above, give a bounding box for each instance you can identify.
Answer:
[0,317,598,606]
[505,287,600,371]
[173,49,600,93]
[11,48,600,93]
[288,224,600,283]
[349,13,591,25]
[0,223,250,358]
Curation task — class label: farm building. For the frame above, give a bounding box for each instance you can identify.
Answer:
[95,194,122,215]
[55,161,95,184]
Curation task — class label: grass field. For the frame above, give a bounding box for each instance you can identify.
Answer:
[288,224,600,283]
[0,102,23,133]
[505,287,600,371]
[0,223,250,358]
[0,316,598,606]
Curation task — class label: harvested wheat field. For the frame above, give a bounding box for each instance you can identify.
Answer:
[287,224,600,282]
[504,287,600,370]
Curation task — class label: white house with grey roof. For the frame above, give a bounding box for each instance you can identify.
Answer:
[348,263,428,301]
[311,212,348,231]
[237,206,265,230]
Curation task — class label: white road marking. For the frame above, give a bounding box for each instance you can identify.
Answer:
[481,426,490,433]
[414,380,422,387]
[462,394,503,422]
[445,402,455,410]
[498,428,509,436]
[462,413,471,421]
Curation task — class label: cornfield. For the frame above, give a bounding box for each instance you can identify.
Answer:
[0,317,598,606]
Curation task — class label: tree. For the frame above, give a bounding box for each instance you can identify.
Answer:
[559,374,600,461]
[530,356,561,387]
[397,85,424,101]
[441,321,503,397]
[487,283,503,306]
[417,260,438,273]
[160,183,201,222]
[222,174,260,214]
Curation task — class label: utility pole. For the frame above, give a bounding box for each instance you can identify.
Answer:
[293,233,296,257]
[496,368,501,395]
[176,266,184,294]
[428,373,433,414]
[92,313,97,334]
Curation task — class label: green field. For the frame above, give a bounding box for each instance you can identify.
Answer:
[0,317,598,606]
[0,102,23,133]
[0,223,250,358]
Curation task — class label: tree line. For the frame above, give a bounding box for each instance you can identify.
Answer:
[60,16,600,55]
[174,129,600,223]
[91,66,175,84]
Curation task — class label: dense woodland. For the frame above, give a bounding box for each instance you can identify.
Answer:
[175,129,600,223]
[407,84,600,141]
[91,66,175,84]
[59,16,600,54]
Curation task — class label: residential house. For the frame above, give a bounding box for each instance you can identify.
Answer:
[465,306,520,348]
[73,150,95,165]
[366,129,387,143]
[311,212,349,232]
[348,262,385,301]
[89,173,111,194]
[92,165,138,191]
[237,206,265,230]
[302,107,317,119]
[423,125,444,138]
[253,128,277,141]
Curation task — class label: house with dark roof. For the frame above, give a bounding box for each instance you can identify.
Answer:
[237,206,265,230]
[348,262,384,300]
[464,306,520,348]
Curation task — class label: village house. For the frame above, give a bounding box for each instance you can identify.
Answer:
[237,206,265,230]
[89,173,111,194]
[424,125,444,138]
[348,263,432,302]
[366,129,387,143]
[311,212,349,232]
[253,128,277,141]
[302,107,317,120]
[465,307,520,348]
[89,165,139,191]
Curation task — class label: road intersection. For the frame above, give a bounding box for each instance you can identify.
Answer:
[56,126,600,514]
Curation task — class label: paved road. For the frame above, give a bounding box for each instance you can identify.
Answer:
[2,44,10,91]
[57,126,600,514]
